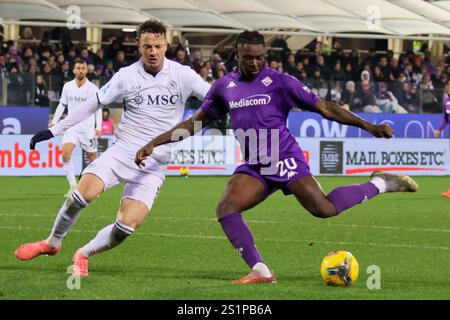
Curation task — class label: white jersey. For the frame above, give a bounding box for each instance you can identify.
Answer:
[57,79,100,132]
[97,57,210,163]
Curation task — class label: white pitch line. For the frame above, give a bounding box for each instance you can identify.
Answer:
[4,212,449,234]
[1,225,449,251]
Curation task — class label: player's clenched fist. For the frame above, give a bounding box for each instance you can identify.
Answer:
[368,123,393,139]
[30,129,54,150]
[135,143,155,168]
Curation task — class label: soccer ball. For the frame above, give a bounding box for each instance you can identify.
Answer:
[320,251,359,287]
[179,166,190,177]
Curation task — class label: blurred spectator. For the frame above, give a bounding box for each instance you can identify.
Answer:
[213,43,230,61]
[389,57,400,80]
[174,49,192,68]
[59,61,73,82]
[344,63,359,81]
[86,64,98,81]
[349,49,360,69]
[7,64,26,105]
[166,35,184,60]
[311,68,328,93]
[94,48,105,66]
[269,60,279,71]
[331,48,347,67]
[113,50,128,71]
[360,82,380,113]
[373,66,386,82]
[398,83,419,113]
[80,48,94,65]
[0,54,7,78]
[27,64,38,76]
[330,61,346,82]
[292,62,304,80]
[67,49,77,65]
[376,82,407,113]
[104,60,115,78]
[21,47,35,67]
[199,66,208,81]
[432,66,446,89]
[360,70,372,84]
[284,54,296,75]
[270,35,289,62]
[315,55,329,79]
[341,81,362,112]
[101,108,115,135]
[7,46,22,66]
[377,55,390,79]
[403,62,419,85]
[419,74,439,112]
[191,51,203,73]
[38,48,51,70]
[34,74,50,107]
[213,61,226,79]
[22,27,35,41]
[362,48,378,67]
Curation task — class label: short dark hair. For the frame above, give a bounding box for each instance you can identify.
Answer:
[224,31,265,65]
[136,19,167,39]
[235,31,265,49]
[73,58,87,66]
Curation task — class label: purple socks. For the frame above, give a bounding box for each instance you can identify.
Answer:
[218,212,264,268]
[327,182,379,214]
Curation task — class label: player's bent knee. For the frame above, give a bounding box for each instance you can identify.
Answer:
[307,206,336,219]
[76,174,105,203]
[216,200,239,219]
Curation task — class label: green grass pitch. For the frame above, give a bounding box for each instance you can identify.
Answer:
[0,176,449,300]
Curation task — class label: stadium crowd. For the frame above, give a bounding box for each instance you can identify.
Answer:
[1,27,449,114]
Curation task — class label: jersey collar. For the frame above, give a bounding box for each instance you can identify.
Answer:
[137,57,169,79]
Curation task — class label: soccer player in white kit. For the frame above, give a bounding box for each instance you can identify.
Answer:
[15,20,210,277]
[51,59,102,196]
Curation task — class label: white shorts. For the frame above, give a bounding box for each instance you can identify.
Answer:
[82,144,166,210]
[62,128,97,153]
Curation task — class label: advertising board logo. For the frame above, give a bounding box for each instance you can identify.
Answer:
[320,141,343,174]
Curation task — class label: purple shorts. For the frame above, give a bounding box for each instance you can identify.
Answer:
[233,156,312,196]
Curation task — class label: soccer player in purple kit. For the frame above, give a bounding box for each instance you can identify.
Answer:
[434,83,450,198]
[135,31,419,284]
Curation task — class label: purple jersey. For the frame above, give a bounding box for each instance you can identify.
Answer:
[439,95,450,131]
[201,66,319,164]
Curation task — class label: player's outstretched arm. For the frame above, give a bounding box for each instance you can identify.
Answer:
[314,99,393,139]
[135,108,212,168]
[30,95,100,149]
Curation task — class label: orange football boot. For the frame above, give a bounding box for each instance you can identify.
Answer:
[15,240,61,261]
[442,189,450,198]
[72,250,89,277]
[232,271,277,284]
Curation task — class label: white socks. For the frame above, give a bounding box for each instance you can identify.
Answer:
[252,262,272,278]
[370,176,387,193]
[64,160,77,187]
[46,190,88,248]
[79,220,134,257]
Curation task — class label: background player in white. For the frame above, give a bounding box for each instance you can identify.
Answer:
[15,20,210,277]
[51,59,102,196]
